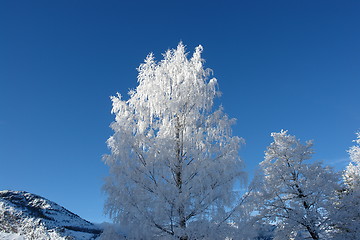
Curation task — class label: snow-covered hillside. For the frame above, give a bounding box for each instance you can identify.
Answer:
[0,232,25,240]
[0,190,102,240]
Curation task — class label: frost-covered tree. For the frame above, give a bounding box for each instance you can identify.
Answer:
[344,131,360,187]
[251,130,340,240]
[331,131,360,239]
[103,43,244,239]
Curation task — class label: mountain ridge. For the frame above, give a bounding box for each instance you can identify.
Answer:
[0,190,102,240]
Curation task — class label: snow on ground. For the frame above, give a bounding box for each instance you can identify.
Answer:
[0,232,25,240]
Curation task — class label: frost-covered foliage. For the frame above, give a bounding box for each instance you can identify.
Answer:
[0,213,66,240]
[344,131,360,188]
[103,42,244,239]
[229,188,276,240]
[250,130,340,240]
[20,218,66,240]
[330,132,360,239]
[99,223,126,240]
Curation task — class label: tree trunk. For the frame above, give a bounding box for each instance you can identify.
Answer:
[175,119,188,240]
[306,225,319,240]
[294,182,320,240]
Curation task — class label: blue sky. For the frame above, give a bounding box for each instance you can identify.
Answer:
[1,0,359,223]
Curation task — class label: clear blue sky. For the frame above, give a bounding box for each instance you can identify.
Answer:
[1,0,359,223]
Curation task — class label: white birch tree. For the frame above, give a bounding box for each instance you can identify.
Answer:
[103,43,244,239]
[251,130,339,240]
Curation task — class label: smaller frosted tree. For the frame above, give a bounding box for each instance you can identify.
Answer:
[331,131,360,239]
[251,130,340,240]
[344,131,360,187]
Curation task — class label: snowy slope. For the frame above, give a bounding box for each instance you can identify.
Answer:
[0,190,102,240]
[0,232,25,240]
